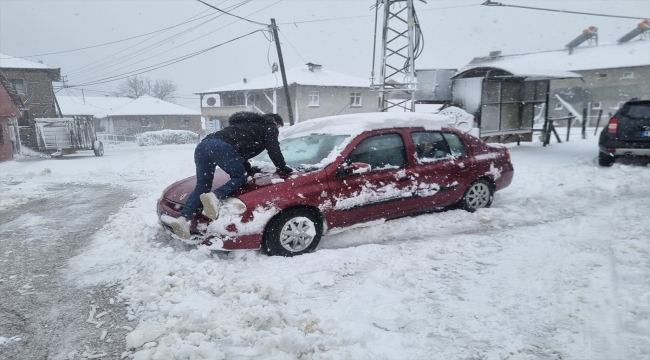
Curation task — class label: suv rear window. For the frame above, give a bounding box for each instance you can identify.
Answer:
[623,103,650,119]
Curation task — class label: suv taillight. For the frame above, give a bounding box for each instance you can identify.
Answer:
[607,117,619,134]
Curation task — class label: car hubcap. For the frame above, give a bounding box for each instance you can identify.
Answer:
[466,183,491,209]
[280,216,316,252]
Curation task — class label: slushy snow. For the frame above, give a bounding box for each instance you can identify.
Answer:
[0,127,648,359]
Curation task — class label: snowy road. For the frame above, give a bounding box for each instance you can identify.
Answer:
[0,130,648,359]
[0,184,132,359]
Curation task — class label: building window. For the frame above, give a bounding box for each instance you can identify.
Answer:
[140,118,151,127]
[350,93,362,107]
[554,103,564,110]
[8,79,26,95]
[622,72,634,79]
[308,91,319,107]
[597,73,607,79]
[591,102,602,110]
[181,118,190,127]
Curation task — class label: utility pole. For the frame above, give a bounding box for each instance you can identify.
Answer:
[270,19,294,125]
[372,0,419,112]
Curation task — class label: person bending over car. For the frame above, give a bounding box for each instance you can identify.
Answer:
[170,111,292,239]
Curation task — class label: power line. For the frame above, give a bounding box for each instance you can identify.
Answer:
[196,0,270,26]
[67,29,265,88]
[68,0,279,84]
[482,1,649,20]
[65,1,240,78]
[11,9,220,58]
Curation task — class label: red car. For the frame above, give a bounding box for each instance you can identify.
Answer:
[157,113,513,256]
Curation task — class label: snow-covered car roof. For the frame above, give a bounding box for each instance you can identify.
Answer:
[280,112,450,140]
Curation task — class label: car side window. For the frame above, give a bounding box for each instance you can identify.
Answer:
[411,131,451,161]
[347,133,407,171]
[442,132,468,157]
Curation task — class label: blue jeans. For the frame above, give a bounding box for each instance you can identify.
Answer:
[180,138,247,219]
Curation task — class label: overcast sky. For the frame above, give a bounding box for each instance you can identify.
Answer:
[1,0,648,110]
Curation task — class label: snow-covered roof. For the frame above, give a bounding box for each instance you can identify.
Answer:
[197,64,370,94]
[0,53,59,70]
[94,95,200,118]
[55,95,134,116]
[459,40,650,76]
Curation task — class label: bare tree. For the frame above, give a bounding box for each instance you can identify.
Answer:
[116,76,178,102]
[150,79,178,102]
[117,76,151,99]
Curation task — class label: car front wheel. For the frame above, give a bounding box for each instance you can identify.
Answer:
[598,151,614,167]
[459,179,494,212]
[263,209,322,257]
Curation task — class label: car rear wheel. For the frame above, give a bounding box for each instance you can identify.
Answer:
[598,152,614,167]
[459,179,494,212]
[263,209,322,257]
[93,141,104,157]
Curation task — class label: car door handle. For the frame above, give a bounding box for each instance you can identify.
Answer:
[398,176,411,182]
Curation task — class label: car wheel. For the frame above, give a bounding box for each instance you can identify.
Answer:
[459,179,494,212]
[598,152,614,167]
[263,209,322,257]
[94,141,104,157]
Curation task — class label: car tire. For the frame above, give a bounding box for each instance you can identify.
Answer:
[93,141,104,157]
[262,209,322,257]
[598,152,614,167]
[459,179,494,212]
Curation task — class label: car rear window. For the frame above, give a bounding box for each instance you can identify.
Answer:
[623,104,650,119]
[442,133,468,157]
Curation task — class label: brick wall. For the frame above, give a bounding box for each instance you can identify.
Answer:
[0,117,13,162]
[0,68,60,149]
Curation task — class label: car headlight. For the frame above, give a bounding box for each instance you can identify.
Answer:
[220,197,247,215]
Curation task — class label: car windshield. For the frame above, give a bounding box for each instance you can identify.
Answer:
[253,134,349,171]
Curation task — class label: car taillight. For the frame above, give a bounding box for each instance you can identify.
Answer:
[607,118,618,133]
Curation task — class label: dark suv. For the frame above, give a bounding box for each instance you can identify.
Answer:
[599,100,650,166]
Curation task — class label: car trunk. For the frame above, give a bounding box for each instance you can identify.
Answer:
[617,103,650,142]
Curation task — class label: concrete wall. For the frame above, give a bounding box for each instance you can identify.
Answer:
[0,68,60,149]
[549,65,650,125]
[102,114,201,136]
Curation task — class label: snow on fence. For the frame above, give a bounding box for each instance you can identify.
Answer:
[97,133,137,145]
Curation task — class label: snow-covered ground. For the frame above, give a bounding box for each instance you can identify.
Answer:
[0,129,648,360]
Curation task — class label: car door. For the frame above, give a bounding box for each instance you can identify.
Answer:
[324,131,416,228]
[408,130,468,209]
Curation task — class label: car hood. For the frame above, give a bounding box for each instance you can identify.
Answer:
[163,169,289,204]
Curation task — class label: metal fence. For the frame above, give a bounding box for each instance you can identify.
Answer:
[96,133,136,145]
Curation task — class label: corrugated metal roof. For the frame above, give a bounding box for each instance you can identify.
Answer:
[460,40,650,74]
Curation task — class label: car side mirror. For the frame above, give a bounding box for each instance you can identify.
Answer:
[337,162,371,178]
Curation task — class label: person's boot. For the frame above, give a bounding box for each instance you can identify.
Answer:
[200,192,222,220]
[170,216,191,239]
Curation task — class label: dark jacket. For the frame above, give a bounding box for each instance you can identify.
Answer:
[204,112,286,170]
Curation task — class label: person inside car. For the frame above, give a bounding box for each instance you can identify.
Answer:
[170,111,292,239]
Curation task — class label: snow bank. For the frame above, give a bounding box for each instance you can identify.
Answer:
[136,130,199,146]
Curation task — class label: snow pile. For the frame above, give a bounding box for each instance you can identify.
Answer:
[136,130,198,146]
[1,128,648,359]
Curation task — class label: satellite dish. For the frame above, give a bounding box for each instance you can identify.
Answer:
[206,97,216,106]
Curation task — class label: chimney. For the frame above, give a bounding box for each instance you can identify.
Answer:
[488,51,502,58]
[243,78,248,83]
[306,62,322,72]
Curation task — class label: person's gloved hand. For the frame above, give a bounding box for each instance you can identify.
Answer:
[276,166,293,176]
[247,166,262,175]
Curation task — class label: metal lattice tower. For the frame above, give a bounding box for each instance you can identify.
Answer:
[372,0,419,112]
